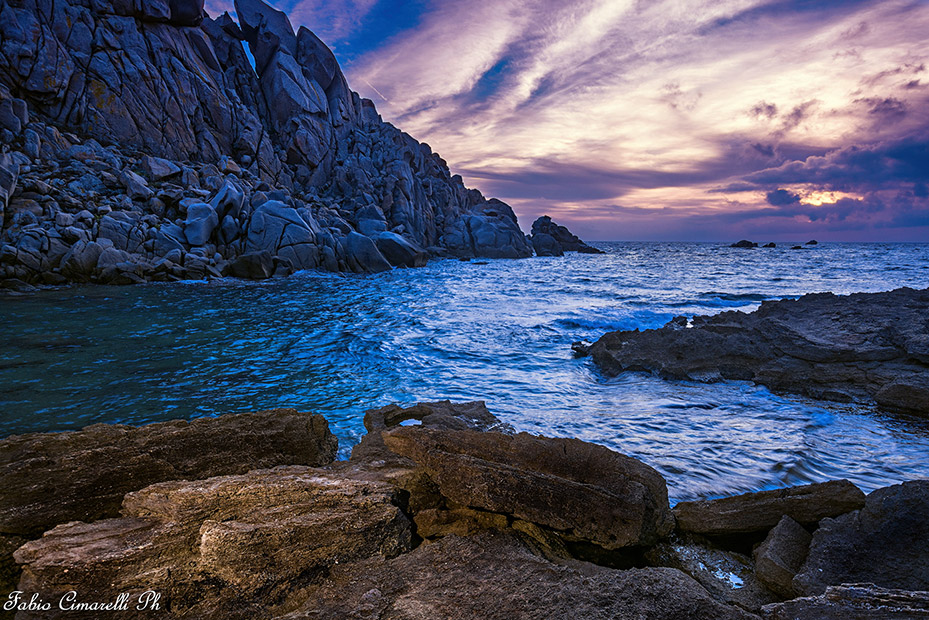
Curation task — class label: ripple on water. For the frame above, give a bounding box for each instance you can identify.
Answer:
[1,241,929,500]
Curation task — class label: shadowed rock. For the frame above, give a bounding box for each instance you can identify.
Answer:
[530,215,604,255]
[590,288,929,415]
[753,515,812,598]
[673,480,865,537]
[793,480,929,596]
[762,584,929,619]
[277,530,757,620]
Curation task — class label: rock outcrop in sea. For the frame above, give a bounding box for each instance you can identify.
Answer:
[2,401,927,618]
[0,0,538,286]
[529,215,604,256]
[586,287,929,416]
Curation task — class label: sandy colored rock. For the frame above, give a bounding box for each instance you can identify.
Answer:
[673,480,865,536]
[0,409,337,536]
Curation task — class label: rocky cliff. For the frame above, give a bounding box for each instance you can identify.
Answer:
[0,0,534,285]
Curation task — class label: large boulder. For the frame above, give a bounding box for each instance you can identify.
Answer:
[230,250,274,279]
[246,201,319,269]
[184,203,219,246]
[375,230,428,267]
[0,409,337,537]
[279,530,756,620]
[589,288,929,415]
[792,480,929,596]
[344,231,391,273]
[530,215,603,254]
[14,468,411,619]
[673,480,865,537]
[381,426,674,551]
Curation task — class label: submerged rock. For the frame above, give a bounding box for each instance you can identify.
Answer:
[589,288,929,415]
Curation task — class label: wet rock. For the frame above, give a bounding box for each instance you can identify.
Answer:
[530,215,603,254]
[14,467,410,620]
[646,535,779,611]
[793,480,929,596]
[589,288,929,415]
[673,480,865,537]
[374,230,428,267]
[0,409,337,537]
[731,239,758,248]
[761,583,929,619]
[279,530,756,620]
[753,515,812,598]
[230,250,274,279]
[344,231,392,273]
[381,426,674,550]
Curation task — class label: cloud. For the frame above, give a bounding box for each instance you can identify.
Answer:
[208,0,929,241]
[766,188,801,206]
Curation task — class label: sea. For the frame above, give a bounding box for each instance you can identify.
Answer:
[2,241,928,502]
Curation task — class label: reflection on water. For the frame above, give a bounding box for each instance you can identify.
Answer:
[2,241,928,501]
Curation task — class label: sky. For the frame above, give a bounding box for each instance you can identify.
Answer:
[205,0,929,241]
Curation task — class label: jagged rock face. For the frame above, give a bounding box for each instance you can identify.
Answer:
[13,467,412,619]
[530,214,603,255]
[762,584,929,619]
[0,0,533,284]
[589,288,929,415]
[279,530,758,620]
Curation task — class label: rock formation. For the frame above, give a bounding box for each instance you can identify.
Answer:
[529,215,603,256]
[587,287,929,416]
[3,400,927,618]
[0,0,533,286]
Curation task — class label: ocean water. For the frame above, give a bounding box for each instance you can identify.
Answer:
[2,241,928,502]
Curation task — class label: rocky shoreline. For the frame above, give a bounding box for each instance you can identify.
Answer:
[585,287,929,416]
[1,402,927,618]
[0,0,599,290]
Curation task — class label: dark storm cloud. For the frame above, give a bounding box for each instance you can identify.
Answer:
[766,189,801,206]
[746,132,929,192]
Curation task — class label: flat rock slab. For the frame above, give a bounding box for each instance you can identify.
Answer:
[793,480,929,596]
[762,584,929,619]
[14,467,411,619]
[0,409,337,536]
[277,530,756,620]
[674,480,865,536]
[382,427,674,550]
[589,287,929,415]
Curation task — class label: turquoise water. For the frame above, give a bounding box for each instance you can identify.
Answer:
[2,242,928,501]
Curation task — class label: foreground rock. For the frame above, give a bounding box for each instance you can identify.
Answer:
[762,584,929,619]
[280,530,756,620]
[589,288,929,415]
[793,480,929,596]
[0,409,337,537]
[15,468,411,619]
[0,0,532,286]
[529,215,604,256]
[673,480,865,537]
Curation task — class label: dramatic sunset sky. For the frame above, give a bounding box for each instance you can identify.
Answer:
[205,0,929,241]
